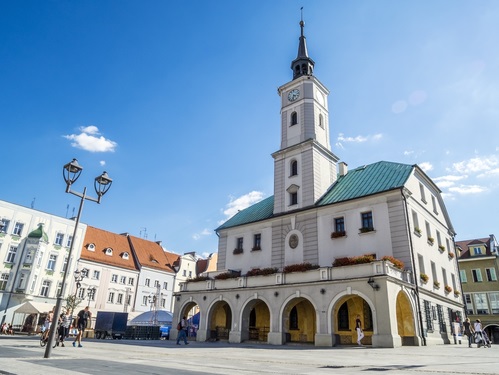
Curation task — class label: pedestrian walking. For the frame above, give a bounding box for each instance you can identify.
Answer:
[73,306,91,348]
[55,309,72,347]
[355,315,364,346]
[176,316,189,345]
[463,318,474,347]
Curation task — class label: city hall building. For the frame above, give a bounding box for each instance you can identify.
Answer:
[172,20,464,347]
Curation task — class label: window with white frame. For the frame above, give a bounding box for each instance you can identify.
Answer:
[161,298,166,308]
[0,219,10,233]
[419,183,426,203]
[361,211,373,231]
[486,268,497,282]
[464,294,473,315]
[0,273,8,291]
[120,276,126,284]
[154,280,160,287]
[62,256,68,273]
[24,249,35,264]
[40,280,51,297]
[128,277,134,286]
[78,288,85,298]
[17,273,25,290]
[460,269,467,283]
[117,293,123,304]
[473,247,482,255]
[474,293,489,314]
[36,251,44,267]
[92,270,100,280]
[472,269,483,282]
[30,275,37,292]
[13,222,24,236]
[489,292,499,314]
[412,210,420,233]
[145,278,150,287]
[319,114,324,128]
[6,246,17,263]
[442,267,448,286]
[290,160,298,176]
[108,292,115,303]
[418,254,425,274]
[431,261,437,282]
[66,235,73,248]
[47,254,57,271]
[54,233,64,246]
[142,296,148,305]
[451,274,457,291]
[436,231,442,247]
[189,271,192,278]
[163,281,168,290]
[56,282,62,297]
[111,274,118,283]
[431,195,438,214]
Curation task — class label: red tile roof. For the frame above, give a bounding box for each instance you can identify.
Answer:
[80,226,139,271]
[127,235,178,272]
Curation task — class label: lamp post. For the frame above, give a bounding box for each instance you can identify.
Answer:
[73,268,88,299]
[44,159,112,359]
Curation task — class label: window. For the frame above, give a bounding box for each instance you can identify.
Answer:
[489,292,499,314]
[290,192,298,205]
[128,277,134,286]
[290,160,298,176]
[431,195,438,214]
[111,274,118,283]
[334,217,345,233]
[0,219,10,233]
[319,114,324,128]
[412,211,420,233]
[120,276,126,284]
[145,278,150,287]
[142,296,148,306]
[236,237,243,251]
[13,222,24,236]
[92,270,100,280]
[182,270,186,277]
[431,261,437,282]
[36,251,44,267]
[472,269,483,282]
[460,270,467,283]
[486,268,497,282]
[189,271,192,278]
[473,247,482,255]
[105,248,113,256]
[117,293,123,304]
[361,212,373,231]
[451,274,457,291]
[291,111,298,125]
[56,281,62,296]
[163,282,168,290]
[425,222,431,240]
[30,275,37,292]
[47,254,57,271]
[419,183,426,203]
[6,246,17,263]
[18,273,26,290]
[40,280,51,297]
[474,293,489,314]
[61,256,68,272]
[0,273,8,291]
[464,294,473,315]
[108,292,115,303]
[436,231,442,247]
[442,267,448,287]
[54,233,64,246]
[66,235,73,248]
[338,302,349,330]
[154,280,160,288]
[24,249,35,264]
[418,254,425,274]
[253,233,261,250]
[87,243,95,251]
[161,298,166,308]
[78,288,85,298]
[122,252,129,260]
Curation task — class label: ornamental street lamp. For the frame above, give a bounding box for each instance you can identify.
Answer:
[44,159,112,359]
[73,268,88,298]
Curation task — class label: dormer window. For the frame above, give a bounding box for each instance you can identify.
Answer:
[121,252,129,260]
[87,243,96,252]
[105,247,113,256]
[291,111,298,126]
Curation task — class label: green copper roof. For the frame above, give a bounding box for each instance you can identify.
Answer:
[318,161,414,205]
[28,223,49,242]
[216,161,414,231]
[216,196,275,231]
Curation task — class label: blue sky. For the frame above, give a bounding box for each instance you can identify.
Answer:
[1,1,498,257]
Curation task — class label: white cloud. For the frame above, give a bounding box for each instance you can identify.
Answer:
[452,156,498,174]
[433,174,468,189]
[448,185,487,195]
[391,100,407,114]
[222,191,265,220]
[192,228,212,241]
[100,161,106,166]
[404,150,414,156]
[335,133,382,149]
[64,126,117,153]
[418,162,433,172]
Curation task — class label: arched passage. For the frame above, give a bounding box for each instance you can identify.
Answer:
[241,299,271,342]
[178,301,200,340]
[333,295,373,345]
[396,291,416,345]
[207,300,232,341]
[282,297,315,343]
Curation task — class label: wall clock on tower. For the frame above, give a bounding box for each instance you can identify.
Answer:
[288,89,300,102]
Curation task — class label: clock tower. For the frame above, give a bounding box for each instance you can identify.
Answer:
[272,19,339,214]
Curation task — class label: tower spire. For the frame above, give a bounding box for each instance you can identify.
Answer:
[291,8,315,79]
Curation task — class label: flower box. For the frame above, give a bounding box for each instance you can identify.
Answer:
[427,237,435,245]
[359,227,375,234]
[420,273,429,283]
[433,280,440,289]
[448,252,455,259]
[444,285,452,294]
[414,227,422,236]
[454,290,461,297]
[233,248,243,255]
[331,231,346,239]
[438,245,445,252]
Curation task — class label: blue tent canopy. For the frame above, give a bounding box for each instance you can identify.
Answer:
[128,310,173,326]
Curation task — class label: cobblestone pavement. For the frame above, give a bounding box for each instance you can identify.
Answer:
[0,335,498,375]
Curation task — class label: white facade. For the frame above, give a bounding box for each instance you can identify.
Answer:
[135,267,175,314]
[0,199,86,329]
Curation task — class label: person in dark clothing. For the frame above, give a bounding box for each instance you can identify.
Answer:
[73,306,91,348]
[463,318,474,347]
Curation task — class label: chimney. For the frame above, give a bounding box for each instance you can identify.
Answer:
[339,162,348,176]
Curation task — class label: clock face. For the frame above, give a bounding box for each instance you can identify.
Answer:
[288,89,300,102]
